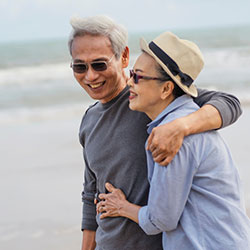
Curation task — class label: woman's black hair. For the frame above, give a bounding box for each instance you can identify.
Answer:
[156,64,185,98]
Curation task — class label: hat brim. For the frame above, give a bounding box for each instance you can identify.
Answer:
[140,38,198,97]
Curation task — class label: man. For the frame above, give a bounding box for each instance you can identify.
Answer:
[68,16,242,250]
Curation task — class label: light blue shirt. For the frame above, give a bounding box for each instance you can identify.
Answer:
[138,95,250,250]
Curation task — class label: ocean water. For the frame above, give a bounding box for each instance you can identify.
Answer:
[1,25,250,124]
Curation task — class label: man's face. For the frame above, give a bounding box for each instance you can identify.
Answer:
[71,34,127,103]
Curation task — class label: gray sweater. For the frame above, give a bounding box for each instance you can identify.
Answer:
[79,86,242,250]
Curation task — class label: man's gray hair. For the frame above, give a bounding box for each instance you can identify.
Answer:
[68,15,128,59]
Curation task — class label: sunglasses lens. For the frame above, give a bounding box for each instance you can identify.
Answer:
[72,64,87,73]
[92,62,108,71]
[72,61,107,73]
[129,70,138,84]
[134,73,139,83]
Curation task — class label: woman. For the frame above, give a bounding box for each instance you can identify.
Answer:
[96,32,250,249]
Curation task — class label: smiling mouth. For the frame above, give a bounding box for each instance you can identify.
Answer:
[129,90,137,100]
[88,81,105,89]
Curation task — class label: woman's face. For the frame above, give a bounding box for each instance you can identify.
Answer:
[128,52,167,119]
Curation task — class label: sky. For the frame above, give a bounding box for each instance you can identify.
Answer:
[1,0,250,42]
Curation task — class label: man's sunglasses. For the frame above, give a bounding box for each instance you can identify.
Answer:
[129,70,166,84]
[71,55,114,74]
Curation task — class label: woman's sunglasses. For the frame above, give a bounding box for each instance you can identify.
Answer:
[129,70,166,84]
[71,55,114,74]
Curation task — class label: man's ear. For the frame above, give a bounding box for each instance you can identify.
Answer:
[161,81,174,100]
[121,46,129,68]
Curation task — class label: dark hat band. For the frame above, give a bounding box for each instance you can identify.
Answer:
[149,41,193,87]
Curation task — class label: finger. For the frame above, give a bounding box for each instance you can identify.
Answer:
[148,143,157,154]
[151,147,166,158]
[100,210,115,219]
[146,133,153,150]
[96,207,100,215]
[97,204,106,215]
[97,205,103,214]
[147,140,158,153]
[158,156,173,166]
[96,201,105,210]
[100,206,106,213]
[105,182,116,192]
[100,212,108,219]
[99,193,107,200]
[96,203,101,213]
[153,152,168,163]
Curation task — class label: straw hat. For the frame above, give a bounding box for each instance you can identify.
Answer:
[140,32,204,97]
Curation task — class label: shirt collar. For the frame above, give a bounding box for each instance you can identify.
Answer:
[147,95,192,134]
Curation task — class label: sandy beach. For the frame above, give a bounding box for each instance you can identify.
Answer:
[0,110,85,250]
[0,104,250,250]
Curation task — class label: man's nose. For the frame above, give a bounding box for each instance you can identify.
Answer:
[85,67,99,81]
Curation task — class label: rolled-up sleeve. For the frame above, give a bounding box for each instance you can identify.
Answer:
[139,206,162,235]
[138,139,198,234]
[195,88,242,128]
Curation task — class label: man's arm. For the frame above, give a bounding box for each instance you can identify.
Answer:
[194,88,242,128]
[81,151,98,249]
[81,230,96,250]
[147,88,242,165]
